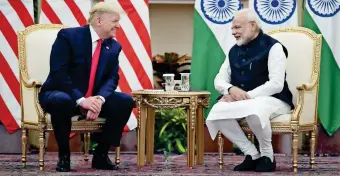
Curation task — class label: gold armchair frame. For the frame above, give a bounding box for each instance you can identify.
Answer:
[217,27,322,173]
[18,24,120,170]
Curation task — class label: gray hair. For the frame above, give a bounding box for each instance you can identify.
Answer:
[235,8,262,30]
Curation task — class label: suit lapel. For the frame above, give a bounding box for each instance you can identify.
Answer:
[83,25,93,77]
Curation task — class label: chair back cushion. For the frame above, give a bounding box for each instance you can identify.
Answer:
[18,24,64,123]
[268,27,321,125]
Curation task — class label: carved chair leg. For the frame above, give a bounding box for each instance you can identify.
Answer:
[39,130,45,171]
[115,146,121,166]
[310,130,316,168]
[22,128,28,168]
[292,132,299,173]
[218,131,224,169]
[84,133,90,161]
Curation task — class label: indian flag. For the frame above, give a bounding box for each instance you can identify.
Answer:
[249,0,298,32]
[190,0,242,116]
[303,0,340,136]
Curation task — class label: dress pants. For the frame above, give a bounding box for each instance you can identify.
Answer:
[210,115,273,161]
[38,91,134,157]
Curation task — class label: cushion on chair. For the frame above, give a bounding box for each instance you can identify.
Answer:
[239,112,314,127]
[45,114,106,123]
[239,114,291,126]
[270,114,291,123]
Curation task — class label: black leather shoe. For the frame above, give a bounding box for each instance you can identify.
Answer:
[56,155,71,172]
[233,155,260,171]
[92,154,119,170]
[255,156,276,172]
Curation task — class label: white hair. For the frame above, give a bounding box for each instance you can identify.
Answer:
[235,8,262,30]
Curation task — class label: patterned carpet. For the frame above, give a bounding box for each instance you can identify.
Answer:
[0,152,339,175]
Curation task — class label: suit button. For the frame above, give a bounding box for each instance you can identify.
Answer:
[241,71,244,74]
[242,59,246,62]
[241,84,244,87]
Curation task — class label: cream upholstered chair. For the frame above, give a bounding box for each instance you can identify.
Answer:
[18,24,121,170]
[217,27,322,172]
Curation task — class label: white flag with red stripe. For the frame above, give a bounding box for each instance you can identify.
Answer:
[101,0,153,131]
[0,0,34,134]
[40,0,90,26]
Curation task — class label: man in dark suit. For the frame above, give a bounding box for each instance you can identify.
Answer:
[38,2,133,172]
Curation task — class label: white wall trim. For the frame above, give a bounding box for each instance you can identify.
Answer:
[150,0,195,4]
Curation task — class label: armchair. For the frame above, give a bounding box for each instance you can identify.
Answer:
[217,27,322,172]
[18,24,120,170]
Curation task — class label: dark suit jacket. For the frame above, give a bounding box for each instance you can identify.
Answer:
[40,25,121,102]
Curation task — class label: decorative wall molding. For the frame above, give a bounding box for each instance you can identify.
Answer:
[149,0,248,5]
[150,0,195,4]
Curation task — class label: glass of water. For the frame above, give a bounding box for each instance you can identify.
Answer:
[180,73,191,91]
[163,73,175,91]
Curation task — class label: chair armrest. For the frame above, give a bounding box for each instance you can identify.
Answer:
[25,78,42,88]
[291,98,303,122]
[296,83,315,91]
[291,82,312,122]
[32,81,45,121]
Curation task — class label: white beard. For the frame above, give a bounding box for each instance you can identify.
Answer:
[236,35,252,46]
[236,38,245,46]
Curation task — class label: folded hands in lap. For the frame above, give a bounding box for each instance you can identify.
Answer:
[79,96,104,121]
[220,87,250,102]
[86,110,100,121]
[229,87,250,101]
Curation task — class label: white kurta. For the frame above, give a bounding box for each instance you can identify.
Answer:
[206,43,292,140]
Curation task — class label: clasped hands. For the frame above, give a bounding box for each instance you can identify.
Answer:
[220,87,251,102]
[79,96,104,121]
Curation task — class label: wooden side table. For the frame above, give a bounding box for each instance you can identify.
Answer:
[132,90,210,168]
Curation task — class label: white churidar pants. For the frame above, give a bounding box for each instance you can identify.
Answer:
[206,96,291,160]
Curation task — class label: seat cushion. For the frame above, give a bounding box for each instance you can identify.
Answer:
[45,113,106,123]
[239,113,292,126]
[270,113,291,123]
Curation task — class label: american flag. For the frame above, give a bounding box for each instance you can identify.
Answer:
[103,0,153,131]
[40,0,90,26]
[40,0,153,131]
[0,0,34,134]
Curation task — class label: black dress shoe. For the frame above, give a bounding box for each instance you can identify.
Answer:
[233,155,260,171]
[56,155,71,172]
[255,156,276,172]
[92,154,119,170]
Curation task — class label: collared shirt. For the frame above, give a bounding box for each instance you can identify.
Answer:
[76,25,105,105]
[89,25,100,56]
[214,43,287,98]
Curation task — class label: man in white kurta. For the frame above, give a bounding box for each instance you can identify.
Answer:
[206,9,293,172]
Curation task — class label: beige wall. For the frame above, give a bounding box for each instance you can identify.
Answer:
[149,4,194,56]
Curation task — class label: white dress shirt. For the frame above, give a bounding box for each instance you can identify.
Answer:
[76,25,105,105]
[214,43,287,98]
